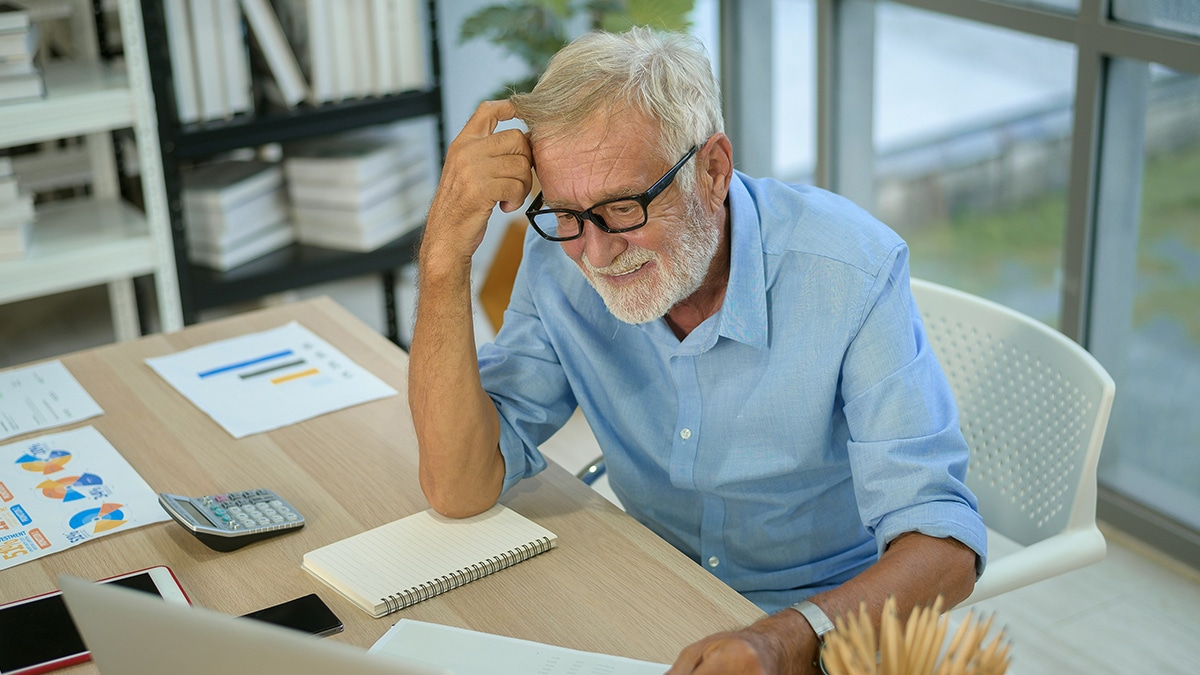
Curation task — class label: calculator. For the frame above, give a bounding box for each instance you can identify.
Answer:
[158,489,305,552]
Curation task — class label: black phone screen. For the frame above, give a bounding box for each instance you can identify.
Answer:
[239,593,343,637]
[0,573,160,674]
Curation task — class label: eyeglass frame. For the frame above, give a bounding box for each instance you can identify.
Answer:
[525,144,700,242]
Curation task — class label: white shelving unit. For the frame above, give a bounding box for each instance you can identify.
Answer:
[0,0,181,340]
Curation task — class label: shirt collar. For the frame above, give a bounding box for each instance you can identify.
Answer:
[715,172,769,350]
[634,172,769,351]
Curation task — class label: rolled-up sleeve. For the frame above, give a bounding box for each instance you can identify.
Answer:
[840,246,988,576]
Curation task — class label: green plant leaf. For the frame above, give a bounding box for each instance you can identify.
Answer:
[590,0,694,32]
[632,0,695,31]
[462,0,696,101]
[459,4,570,69]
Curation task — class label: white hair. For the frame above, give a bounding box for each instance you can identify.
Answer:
[511,27,724,193]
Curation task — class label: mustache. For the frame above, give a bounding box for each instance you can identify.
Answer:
[583,247,657,276]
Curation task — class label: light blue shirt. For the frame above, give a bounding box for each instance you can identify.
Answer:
[479,172,987,613]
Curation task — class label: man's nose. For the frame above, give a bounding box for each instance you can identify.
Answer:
[579,219,626,269]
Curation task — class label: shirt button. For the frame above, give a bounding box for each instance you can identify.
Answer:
[707,556,719,568]
[680,428,692,440]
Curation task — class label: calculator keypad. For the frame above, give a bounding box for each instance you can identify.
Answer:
[159,488,305,552]
[199,489,301,531]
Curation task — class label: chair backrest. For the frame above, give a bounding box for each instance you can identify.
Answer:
[909,278,1115,547]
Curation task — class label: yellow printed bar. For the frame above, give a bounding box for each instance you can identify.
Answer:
[271,368,319,385]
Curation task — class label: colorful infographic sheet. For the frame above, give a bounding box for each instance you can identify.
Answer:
[145,322,398,438]
[0,426,168,571]
[0,361,104,441]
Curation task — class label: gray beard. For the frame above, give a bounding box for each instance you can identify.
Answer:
[580,193,720,325]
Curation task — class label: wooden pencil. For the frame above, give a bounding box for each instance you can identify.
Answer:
[820,597,1010,675]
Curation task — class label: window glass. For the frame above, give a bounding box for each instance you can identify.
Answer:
[1112,0,1200,39]
[874,2,1076,325]
[1098,68,1200,531]
[998,0,1078,12]
[690,0,720,77]
[774,0,817,181]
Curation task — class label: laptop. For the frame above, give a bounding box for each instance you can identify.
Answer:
[58,575,451,675]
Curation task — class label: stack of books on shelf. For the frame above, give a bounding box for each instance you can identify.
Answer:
[182,159,293,270]
[283,128,435,252]
[0,156,35,261]
[163,0,429,121]
[273,0,429,105]
[164,0,254,123]
[0,3,44,106]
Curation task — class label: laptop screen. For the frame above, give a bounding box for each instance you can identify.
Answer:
[59,576,450,675]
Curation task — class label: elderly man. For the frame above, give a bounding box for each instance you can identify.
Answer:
[409,27,986,675]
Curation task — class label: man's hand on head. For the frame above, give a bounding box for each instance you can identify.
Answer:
[423,100,534,270]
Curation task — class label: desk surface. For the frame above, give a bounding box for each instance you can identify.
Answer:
[0,297,763,671]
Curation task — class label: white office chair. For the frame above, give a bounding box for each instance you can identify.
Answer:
[909,277,1114,606]
[578,278,1115,605]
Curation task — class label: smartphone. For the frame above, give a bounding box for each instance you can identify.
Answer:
[0,566,190,675]
[239,593,343,637]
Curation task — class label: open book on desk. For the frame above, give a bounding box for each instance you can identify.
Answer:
[302,504,557,617]
[370,619,669,675]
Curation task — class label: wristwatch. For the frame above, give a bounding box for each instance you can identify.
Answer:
[789,600,834,673]
[789,599,835,638]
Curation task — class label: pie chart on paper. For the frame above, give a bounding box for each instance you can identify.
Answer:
[38,472,103,501]
[69,503,128,534]
[16,449,72,474]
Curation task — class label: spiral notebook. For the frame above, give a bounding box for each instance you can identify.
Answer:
[301,504,557,617]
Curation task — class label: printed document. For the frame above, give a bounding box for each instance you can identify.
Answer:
[0,361,103,441]
[0,426,168,571]
[145,322,397,438]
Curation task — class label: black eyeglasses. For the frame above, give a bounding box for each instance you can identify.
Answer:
[525,145,699,242]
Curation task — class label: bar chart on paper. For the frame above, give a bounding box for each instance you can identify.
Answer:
[197,348,321,385]
[145,322,397,438]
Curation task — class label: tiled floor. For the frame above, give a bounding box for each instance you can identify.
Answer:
[957,525,1200,673]
[5,289,1200,673]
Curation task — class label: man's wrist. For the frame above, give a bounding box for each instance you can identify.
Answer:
[788,600,834,674]
[789,600,835,639]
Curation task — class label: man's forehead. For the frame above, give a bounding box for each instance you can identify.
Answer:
[533,113,657,161]
[533,113,663,205]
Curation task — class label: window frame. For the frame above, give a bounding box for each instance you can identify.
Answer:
[720,0,1200,566]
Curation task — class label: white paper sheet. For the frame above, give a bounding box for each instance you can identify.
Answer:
[0,361,104,441]
[0,426,169,571]
[145,322,397,438]
[369,619,669,675]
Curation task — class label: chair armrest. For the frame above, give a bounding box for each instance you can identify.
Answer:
[959,526,1107,607]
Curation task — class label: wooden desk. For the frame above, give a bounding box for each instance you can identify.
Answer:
[0,297,764,670]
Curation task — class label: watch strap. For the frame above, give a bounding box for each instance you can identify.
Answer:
[789,600,835,638]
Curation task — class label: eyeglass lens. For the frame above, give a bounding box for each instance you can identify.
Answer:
[529,199,645,240]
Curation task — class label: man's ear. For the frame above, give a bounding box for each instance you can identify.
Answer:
[700,133,734,210]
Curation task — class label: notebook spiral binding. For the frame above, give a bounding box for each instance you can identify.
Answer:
[379,536,556,615]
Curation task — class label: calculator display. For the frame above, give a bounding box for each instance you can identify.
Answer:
[176,499,217,527]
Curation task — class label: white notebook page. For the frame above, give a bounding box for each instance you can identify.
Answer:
[302,504,557,614]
